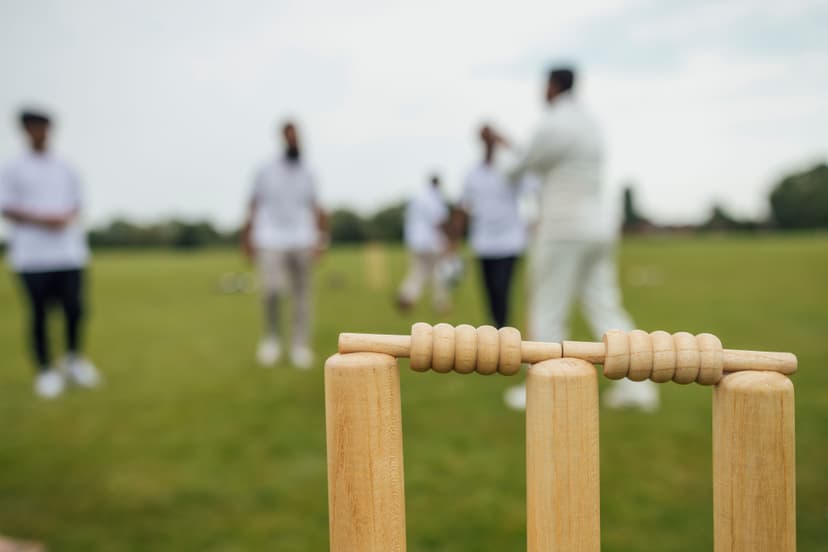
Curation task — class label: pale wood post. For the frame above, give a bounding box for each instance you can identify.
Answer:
[526,358,601,552]
[325,353,406,552]
[713,371,796,552]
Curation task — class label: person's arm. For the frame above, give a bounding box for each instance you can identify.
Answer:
[451,175,474,242]
[313,204,330,257]
[505,127,549,182]
[1,205,78,230]
[240,197,257,261]
[241,170,261,261]
[0,166,79,230]
[503,119,568,183]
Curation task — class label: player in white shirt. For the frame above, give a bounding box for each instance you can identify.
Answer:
[397,175,451,312]
[456,125,528,328]
[502,67,659,412]
[242,121,329,369]
[0,110,99,399]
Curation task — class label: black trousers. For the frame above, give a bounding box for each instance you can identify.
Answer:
[479,256,518,329]
[18,269,85,372]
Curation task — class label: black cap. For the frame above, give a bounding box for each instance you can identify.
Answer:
[19,110,51,126]
[548,67,575,92]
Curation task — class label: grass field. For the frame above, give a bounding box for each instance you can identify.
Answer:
[0,235,826,551]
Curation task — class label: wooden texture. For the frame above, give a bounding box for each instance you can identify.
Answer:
[522,340,563,364]
[498,326,522,375]
[527,358,600,552]
[432,322,455,373]
[713,371,796,552]
[627,329,653,381]
[560,340,604,363]
[409,322,432,372]
[454,323,477,374]
[339,332,411,357]
[476,325,499,375]
[336,326,797,379]
[602,329,630,379]
[696,333,723,385]
[650,330,675,383]
[673,331,700,384]
[325,353,407,552]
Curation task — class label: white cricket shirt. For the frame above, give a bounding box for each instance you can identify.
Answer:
[508,93,618,242]
[0,152,89,272]
[251,157,319,250]
[461,163,528,258]
[404,185,448,254]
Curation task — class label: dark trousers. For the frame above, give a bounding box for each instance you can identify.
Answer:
[479,256,518,329]
[18,269,85,372]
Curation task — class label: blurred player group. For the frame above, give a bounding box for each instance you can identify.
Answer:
[1,66,657,411]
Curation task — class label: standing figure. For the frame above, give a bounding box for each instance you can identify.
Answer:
[503,67,659,411]
[397,175,451,313]
[242,121,328,369]
[0,110,99,399]
[456,125,528,328]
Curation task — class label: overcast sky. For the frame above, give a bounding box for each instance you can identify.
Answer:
[1,0,826,229]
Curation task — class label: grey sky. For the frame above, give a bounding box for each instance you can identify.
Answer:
[2,0,827,230]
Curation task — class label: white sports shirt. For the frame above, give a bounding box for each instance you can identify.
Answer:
[251,157,319,250]
[461,163,528,258]
[0,152,89,272]
[508,92,618,243]
[404,184,448,254]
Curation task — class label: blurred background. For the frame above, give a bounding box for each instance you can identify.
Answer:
[1,0,826,550]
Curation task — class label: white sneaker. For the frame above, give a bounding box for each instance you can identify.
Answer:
[290,345,314,370]
[603,379,660,412]
[65,357,100,388]
[503,384,527,411]
[257,338,281,367]
[35,369,65,399]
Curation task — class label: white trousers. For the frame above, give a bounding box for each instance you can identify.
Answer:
[256,248,313,348]
[528,240,657,401]
[399,251,449,309]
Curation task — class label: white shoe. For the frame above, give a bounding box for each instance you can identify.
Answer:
[35,369,65,399]
[603,379,660,412]
[503,384,527,411]
[291,346,314,370]
[257,338,281,367]
[65,357,100,388]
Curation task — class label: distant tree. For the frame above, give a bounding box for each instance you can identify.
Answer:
[329,209,368,243]
[621,186,651,232]
[770,163,828,229]
[172,220,221,249]
[366,203,405,242]
[702,204,758,232]
[88,218,230,249]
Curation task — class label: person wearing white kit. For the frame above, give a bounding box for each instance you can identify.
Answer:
[0,110,99,399]
[501,67,659,412]
[397,175,451,313]
[242,121,329,369]
[456,125,529,328]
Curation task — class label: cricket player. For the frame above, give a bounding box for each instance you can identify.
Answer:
[397,175,451,313]
[455,125,529,328]
[0,109,99,399]
[242,121,328,369]
[502,67,659,411]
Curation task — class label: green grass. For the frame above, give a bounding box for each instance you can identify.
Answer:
[0,235,826,551]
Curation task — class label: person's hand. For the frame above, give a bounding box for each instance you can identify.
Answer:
[241,237,256,263]
[313,234,331,260]
[492,130,511,148]
[40,209,78,230]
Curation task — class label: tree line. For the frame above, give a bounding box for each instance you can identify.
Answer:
[1,163,823,252]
